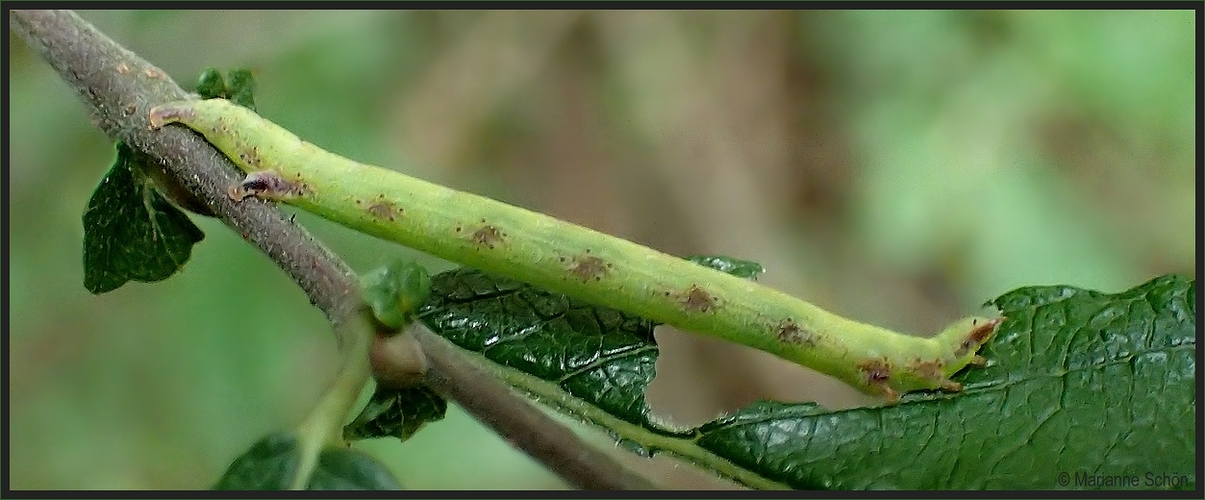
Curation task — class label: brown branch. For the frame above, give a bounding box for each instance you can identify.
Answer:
[10,9,655,490]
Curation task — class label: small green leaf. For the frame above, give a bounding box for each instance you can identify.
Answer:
[362,259,433,330]
[343,385,448,442]
[195,67,257,111]
[82,143,205,294]
[685,255,766,280]
[196,68,227,100]
[419,260,1194,489]
[226,69,258,111]
[214,432,401,490]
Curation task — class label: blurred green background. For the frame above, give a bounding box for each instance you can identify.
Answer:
[8,10,1195,489]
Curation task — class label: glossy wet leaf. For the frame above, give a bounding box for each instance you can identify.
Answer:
[419,266,1195,490]
[213,432,401,490]
[343,385,447,442]
[82,143,205,294]
[685,255,766,280]
[420,267,665,428]
[417,255,762,432]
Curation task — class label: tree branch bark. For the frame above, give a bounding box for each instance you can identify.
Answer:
[10,9,655,490]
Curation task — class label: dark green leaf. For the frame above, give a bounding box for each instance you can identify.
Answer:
[343,385,447,442]
[420,267,667,429]
[214,432,402,490]
[420,262,1194,489]
[82,143,205,294]
[695,275,1195,489]
[685,255,766,280]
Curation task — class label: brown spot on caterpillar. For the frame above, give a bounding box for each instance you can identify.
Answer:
[859,359,891,383]
[469,224,505,249]
[567,255,610,282]
[858,358,897,400]
[143,68,164,79]
[774,318,814,346]
[955,317,1002,357]
[367,197,401,221]
[116,63,130,74]
[970,317,1001,343]
[908,358,944,381]
[675,285,718,313]
[123,104,137,117]
[227,171,307,201]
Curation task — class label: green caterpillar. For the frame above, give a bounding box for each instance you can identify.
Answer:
[149,98,999,400]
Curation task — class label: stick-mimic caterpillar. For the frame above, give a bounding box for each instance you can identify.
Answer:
[149,98,999,399]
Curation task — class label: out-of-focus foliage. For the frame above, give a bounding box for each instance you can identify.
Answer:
[9,10,1194,489]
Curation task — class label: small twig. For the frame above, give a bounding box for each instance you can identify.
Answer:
[292,308,376,490]
[11,9,654,490]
